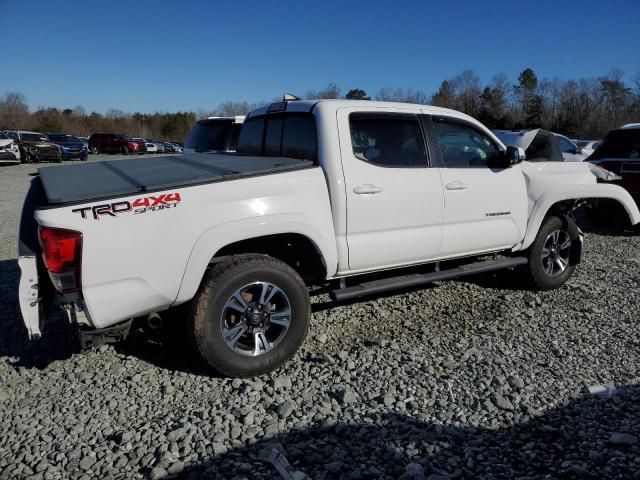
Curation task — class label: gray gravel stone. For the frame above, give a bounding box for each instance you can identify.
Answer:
[0,163,639,479]
[149,467,168,480]
[609,432,638,446]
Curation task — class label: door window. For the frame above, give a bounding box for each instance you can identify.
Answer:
[432,118,501,167]
[349,113,427,167]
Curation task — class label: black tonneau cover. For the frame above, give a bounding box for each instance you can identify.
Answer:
[38,153,314,205]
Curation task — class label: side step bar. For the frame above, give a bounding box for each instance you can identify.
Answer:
[330,257,528,302]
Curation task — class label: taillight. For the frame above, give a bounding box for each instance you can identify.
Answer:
[38,226,82,293]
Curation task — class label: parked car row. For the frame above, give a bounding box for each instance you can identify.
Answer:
[87,133,182,155]
[1,130,86,164]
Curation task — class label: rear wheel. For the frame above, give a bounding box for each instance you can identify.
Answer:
[525,216,576,290]
[189,255,310,377]
[121,145,129,155]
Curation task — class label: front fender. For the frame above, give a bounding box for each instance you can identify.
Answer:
[517,183,640,251]
[174,213,338,304]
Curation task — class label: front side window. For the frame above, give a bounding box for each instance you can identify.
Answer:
[349,113,427,167]
[22,133,48,142]
[432,118,500,167]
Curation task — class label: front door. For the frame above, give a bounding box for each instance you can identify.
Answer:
[337,108,444,273]
[427,115,527,258]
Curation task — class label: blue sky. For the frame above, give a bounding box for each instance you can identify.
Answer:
[1,0,638,113]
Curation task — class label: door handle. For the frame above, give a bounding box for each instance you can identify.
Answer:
[353,184,384,195]
[445,181,468,190]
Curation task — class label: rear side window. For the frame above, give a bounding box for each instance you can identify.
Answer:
[264,118,284,156]
[349,113,427,167]
[237,118,265,155]
[237,114,317,161]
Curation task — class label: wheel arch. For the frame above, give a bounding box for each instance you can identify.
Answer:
[517,183,640,251]
[174,216,337,305]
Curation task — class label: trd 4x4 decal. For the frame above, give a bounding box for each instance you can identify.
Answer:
[72,193,182,220]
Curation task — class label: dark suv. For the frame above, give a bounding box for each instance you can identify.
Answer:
[184,117,244,154]
[589,126,640,205]
[88,133,146,155]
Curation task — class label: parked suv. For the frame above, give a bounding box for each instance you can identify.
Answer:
[183,116,244,154]
[88,133,146,155]
[589,125,640,205]
[5,130,61,163]
[46,133,88,161]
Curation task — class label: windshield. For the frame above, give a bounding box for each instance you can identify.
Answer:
[117,134,131,140]
[576,141,589,148]
[48,134,75,142]
[0,132,8,139]
[22,133,49,142]
[590,129,640,160]
[185,120,234,151]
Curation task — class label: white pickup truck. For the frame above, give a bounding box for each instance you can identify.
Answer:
[18,99,640,377]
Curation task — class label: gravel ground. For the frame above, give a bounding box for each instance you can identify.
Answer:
[0,157,639,479]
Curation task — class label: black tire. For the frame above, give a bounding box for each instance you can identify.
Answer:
[525,216,576,290]
[80,155,88,162]
[188,254,310,377]
[121,145,129,155]
[54,155,62,163]
[91,146,99,154]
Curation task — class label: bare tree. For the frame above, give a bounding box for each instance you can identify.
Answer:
[0,91,29,129]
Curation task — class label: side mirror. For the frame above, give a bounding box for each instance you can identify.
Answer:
[502,146,525,166]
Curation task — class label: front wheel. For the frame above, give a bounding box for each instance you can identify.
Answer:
[188,254,310,377]
[525,216,576,290]
[91,147,99,154]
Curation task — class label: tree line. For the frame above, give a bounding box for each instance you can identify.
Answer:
[1,67,638,141]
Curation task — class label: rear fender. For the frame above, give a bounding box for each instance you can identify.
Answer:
[174,214,337,304]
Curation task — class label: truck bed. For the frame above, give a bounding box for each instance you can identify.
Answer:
[37,153,314,205]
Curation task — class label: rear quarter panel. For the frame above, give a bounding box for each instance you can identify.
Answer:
[35,167,337,329]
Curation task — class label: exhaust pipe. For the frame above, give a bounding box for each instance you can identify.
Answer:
[146,313,163,330]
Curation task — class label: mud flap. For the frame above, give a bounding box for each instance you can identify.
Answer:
[18,256,42,339]
[563,216,584,266]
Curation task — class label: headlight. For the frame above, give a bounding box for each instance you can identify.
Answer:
[590,164,622,182]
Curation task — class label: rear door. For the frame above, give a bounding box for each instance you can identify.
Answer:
[426,115,527,258]
[337,108,444,272]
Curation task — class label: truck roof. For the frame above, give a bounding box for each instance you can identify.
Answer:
[246,99,481,122]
